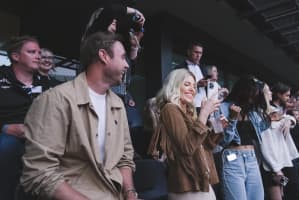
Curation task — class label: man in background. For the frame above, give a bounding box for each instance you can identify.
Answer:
[0,35,50,200]
[176,41,207,112]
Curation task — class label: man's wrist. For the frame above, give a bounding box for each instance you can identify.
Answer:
[131,46,139,51]
[124,188,138,199]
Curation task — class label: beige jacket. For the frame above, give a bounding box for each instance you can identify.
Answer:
[21,72,135,200]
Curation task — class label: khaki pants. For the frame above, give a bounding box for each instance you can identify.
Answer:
[168,185,216,200]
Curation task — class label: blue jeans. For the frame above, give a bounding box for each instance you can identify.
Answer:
[221,149,264,200]
[0,133,25,200]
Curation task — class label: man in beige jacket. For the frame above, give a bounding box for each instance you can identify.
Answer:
[21,32,138,200]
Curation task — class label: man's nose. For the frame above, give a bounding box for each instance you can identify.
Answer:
[124,60,129,70]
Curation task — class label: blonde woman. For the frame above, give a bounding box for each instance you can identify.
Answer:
[149,69,223,200]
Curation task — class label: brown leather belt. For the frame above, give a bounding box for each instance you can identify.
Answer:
[226,145,254,150]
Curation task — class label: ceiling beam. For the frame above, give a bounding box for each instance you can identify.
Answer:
[239,0,294,19]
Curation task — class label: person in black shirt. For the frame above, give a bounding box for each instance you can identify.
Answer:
[0,35,50,200]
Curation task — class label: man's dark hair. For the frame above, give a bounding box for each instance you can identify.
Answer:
[80,31,123,71]
[4,35,39,63]
[187,41,203,51]
[271,82,290,101]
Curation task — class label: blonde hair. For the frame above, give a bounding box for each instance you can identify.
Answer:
[263,83,272,114]
[156,69,196,117]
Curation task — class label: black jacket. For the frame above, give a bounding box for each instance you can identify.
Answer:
[175,60,207,77]
[0,66,50,128]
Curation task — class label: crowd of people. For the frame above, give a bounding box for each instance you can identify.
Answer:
[1,1,299,200]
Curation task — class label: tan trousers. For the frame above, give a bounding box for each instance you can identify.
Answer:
[168,185,216,200]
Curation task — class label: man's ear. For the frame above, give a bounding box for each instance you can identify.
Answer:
[98,49,109,64]
[11,52,19,63]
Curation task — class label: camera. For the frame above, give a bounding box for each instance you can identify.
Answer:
[130,14,144,32]
[132,14,141,22]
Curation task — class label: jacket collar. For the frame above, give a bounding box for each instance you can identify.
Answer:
[186,59,199,66]
[73,72,123,109]
[2,65,45,86]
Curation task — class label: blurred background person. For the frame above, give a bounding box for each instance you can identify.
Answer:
[204,65,228,200]
[205,65,228,101]
[0,35,50,200]
[260,82,299,200]
[38,48,61,87]
[149,68,223,200]
[271,82,291,114]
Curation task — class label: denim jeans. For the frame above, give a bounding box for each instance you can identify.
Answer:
[221,149,264,200]
[0,133,25,200]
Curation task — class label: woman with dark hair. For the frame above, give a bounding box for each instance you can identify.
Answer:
[220,76,269,200]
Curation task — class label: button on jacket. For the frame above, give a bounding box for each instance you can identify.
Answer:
[21,72,135,200]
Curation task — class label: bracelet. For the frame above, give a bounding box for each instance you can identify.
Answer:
[124,188,138,198]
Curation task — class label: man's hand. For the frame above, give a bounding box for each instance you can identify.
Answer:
[120,167,139,200]
[53,182,89,200]
[4,124,25,138]
[130,31,144,48]
[127,7,145,26]
[125,191,139,200]
[134,9,145,26]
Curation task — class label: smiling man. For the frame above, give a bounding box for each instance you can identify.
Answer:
[21,32,138,200]
[0,35,50,200]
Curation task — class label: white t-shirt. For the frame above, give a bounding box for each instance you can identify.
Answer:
[88,88,107,162]
[186,60,206,107]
